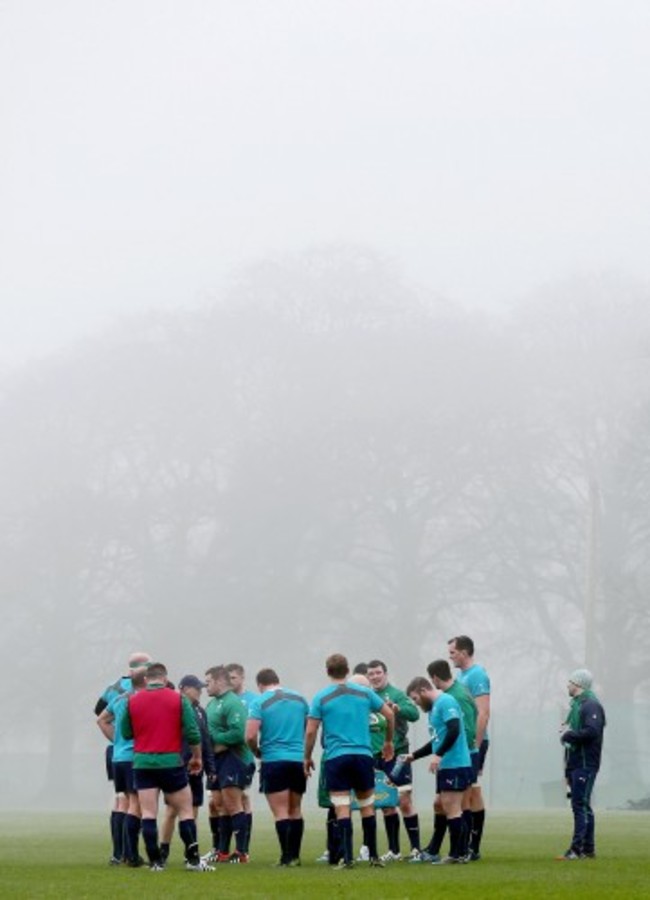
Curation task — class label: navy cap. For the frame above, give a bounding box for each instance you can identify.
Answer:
[179,674,206,690]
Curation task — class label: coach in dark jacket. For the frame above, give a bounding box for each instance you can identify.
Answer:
[558,668,606,860]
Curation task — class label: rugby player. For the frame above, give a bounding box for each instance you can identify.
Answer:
[406,676,474,864]
[246,668,309,866]
[226,662,257,853]
[448,635,490,859]
[204,665,256,863]
[96,668,147,866]
[159,675,215,863]
[424,659,478,861]
[121,662,212,872]
[367,659,421,860]
[304,653,395,869]
[94,651,151,864]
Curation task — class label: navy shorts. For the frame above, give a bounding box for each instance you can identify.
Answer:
[134,765,189,794]
[189,772,204,807]
[213,750,255,790]
[374,755,413,788]
[105,745,114,782]
[260,761,307,795]
[113,760,136,794]
[325,754,375,794]
[436,766,474,794]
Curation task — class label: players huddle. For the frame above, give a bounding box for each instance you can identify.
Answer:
[95,636,491,873]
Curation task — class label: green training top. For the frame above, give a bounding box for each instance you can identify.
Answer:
[447,680,478,751]
[374,682,419,754]
[205,689,254,763]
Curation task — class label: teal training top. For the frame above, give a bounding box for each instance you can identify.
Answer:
[107,692,134,763]
[457,663,490,741]
[429,691,471,770]
[237,690,258,715]
[248,688,309,763]
[309,681,384,760]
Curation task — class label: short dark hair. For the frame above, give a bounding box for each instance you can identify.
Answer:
[205,665,228,681]
[406,676,431,695]
[225,663,245,676]
[256,668,279,687]
[326,653,349,679]
[367,659,387,672]
[427,659,452,681]
[448,635,474,655]
[353,662,368,675]
[145,662,167,681]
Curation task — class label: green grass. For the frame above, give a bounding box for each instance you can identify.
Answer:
[0,809,649,899]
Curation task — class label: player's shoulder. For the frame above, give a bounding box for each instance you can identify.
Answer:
[253,689,274,710]
[310,683,339,706]
[280,686,305,698]
[436,690,452,706]
[462,664,491,693]
[438,691,460,711]
[277,687,309,706]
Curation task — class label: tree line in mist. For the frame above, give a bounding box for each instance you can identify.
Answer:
[1,245,649,799]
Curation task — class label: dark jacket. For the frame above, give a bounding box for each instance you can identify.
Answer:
[563,694,606,771]
[181,703,216,778]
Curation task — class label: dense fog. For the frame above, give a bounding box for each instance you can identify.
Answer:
[1,251,649,809]
[1,2,650,812]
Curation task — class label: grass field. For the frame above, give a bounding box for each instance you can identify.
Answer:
[1,809,649,899]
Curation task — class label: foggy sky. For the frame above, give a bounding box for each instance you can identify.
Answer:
[2,0,649,365]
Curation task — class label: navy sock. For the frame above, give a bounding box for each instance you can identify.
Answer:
[448,816,463,859]
[125,814,141,863]
[112,810,126,860]
[362,814,378,859]
[461,809,473,856]
[209,815,220,850]
[110,811,119,859]
[218,816,232,854]
[141,818,160,864]
[290,818,304,860]
[231,811,247,854]
[471,809,485,853]
[243,812,253,853]
[179,818,199,863]
[429,813,447,855]
[275,819,291,863]
[338,817,353,864]
[384,811,401,854]
[403,813,420,851]
[326,808,340,863]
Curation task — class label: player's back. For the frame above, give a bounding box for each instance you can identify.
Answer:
[253,688,308,762]
[311,682,380,759]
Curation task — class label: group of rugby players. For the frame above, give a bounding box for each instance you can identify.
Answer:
[94,635,490,872]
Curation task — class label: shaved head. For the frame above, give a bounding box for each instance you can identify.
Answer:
[128,652,151,671]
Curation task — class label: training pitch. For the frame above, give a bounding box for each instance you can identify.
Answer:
[0,809,648,899]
